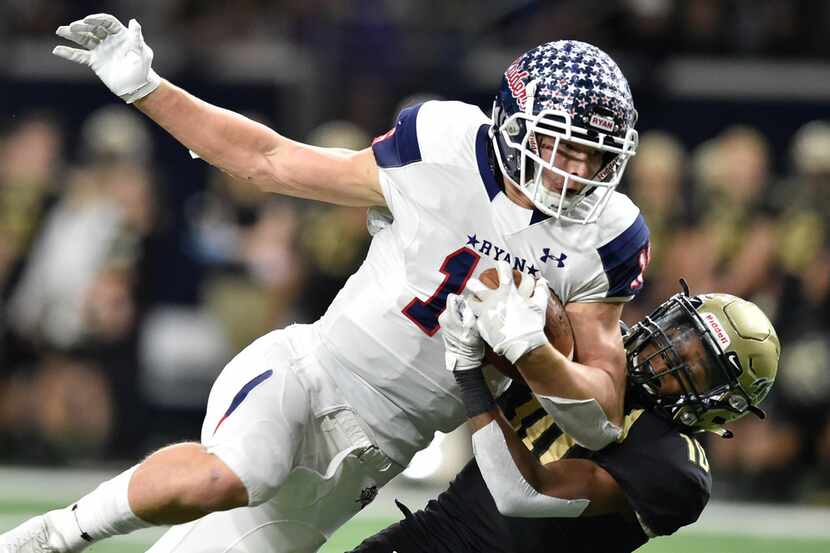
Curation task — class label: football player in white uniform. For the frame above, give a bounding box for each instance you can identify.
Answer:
[1,14,648,553]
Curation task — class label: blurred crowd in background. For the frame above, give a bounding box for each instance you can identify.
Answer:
[5,0,830,56]
[2,0,830,508]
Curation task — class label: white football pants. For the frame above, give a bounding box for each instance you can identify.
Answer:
[145,325,403,553]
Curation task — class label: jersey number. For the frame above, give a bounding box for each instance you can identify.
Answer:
[630,241,652,291]
[681,434,710,472]
[403,247,480,336]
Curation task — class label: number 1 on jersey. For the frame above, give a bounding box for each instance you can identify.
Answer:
[403,247,481,336]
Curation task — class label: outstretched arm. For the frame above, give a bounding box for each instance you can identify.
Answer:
[135,82,383,206]
[53,14,384,207]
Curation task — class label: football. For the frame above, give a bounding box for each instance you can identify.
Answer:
[478,267,574,380]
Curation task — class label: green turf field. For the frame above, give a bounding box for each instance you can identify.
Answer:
[4,504,830,553]
[323,519,830,553]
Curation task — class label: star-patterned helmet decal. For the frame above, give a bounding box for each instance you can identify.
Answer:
[501,40,635,136]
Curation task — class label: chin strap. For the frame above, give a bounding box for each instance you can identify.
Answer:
[708,427,734,439]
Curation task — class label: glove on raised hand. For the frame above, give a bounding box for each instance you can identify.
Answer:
[53,14,161,103]
[467,261,550,365]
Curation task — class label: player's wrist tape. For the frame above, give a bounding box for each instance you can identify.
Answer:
[122,69,161,104]
[72,464,152,541]
[453,368,496,418]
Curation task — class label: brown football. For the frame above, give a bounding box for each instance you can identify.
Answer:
[478,267,574,381]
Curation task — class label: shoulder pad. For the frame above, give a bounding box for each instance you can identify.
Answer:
[372,101,489,169]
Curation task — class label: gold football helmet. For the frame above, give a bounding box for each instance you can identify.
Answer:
[625,281,780,437]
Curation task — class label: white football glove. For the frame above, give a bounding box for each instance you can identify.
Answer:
[53,14,161,104]
[467,261,549,365]
[438,294,484,372]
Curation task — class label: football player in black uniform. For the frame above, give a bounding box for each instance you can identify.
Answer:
[351,275,780,553]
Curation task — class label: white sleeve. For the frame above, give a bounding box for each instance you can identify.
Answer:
[535,394,622,451]
[369,100,488,248]
[471,421,590,518]
[370,100,488,213]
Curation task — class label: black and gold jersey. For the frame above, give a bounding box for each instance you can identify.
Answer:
[496,380,647,465]
[351,382,712,553]
[496,383,712,550]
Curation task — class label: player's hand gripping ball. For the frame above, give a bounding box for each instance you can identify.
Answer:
[477,267,574,380]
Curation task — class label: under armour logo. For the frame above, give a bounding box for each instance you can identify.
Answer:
[540,248,567,268]
[356,485,378,509]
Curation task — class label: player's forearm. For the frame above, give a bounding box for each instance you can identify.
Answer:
[135,81,384,207]
[471,416,590,517]
[454,365,549,489]
[514,343,625,451]
[493,414,557,490]
[467,401,557,493]
[134,80,284,186]
[517,343,623,422]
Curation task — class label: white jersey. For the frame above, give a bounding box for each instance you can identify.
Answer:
[315,100,650,465]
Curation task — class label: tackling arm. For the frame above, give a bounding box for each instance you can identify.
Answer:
[468,409,629,518]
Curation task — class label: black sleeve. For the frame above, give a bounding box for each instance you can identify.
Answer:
[592,412,712,536]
